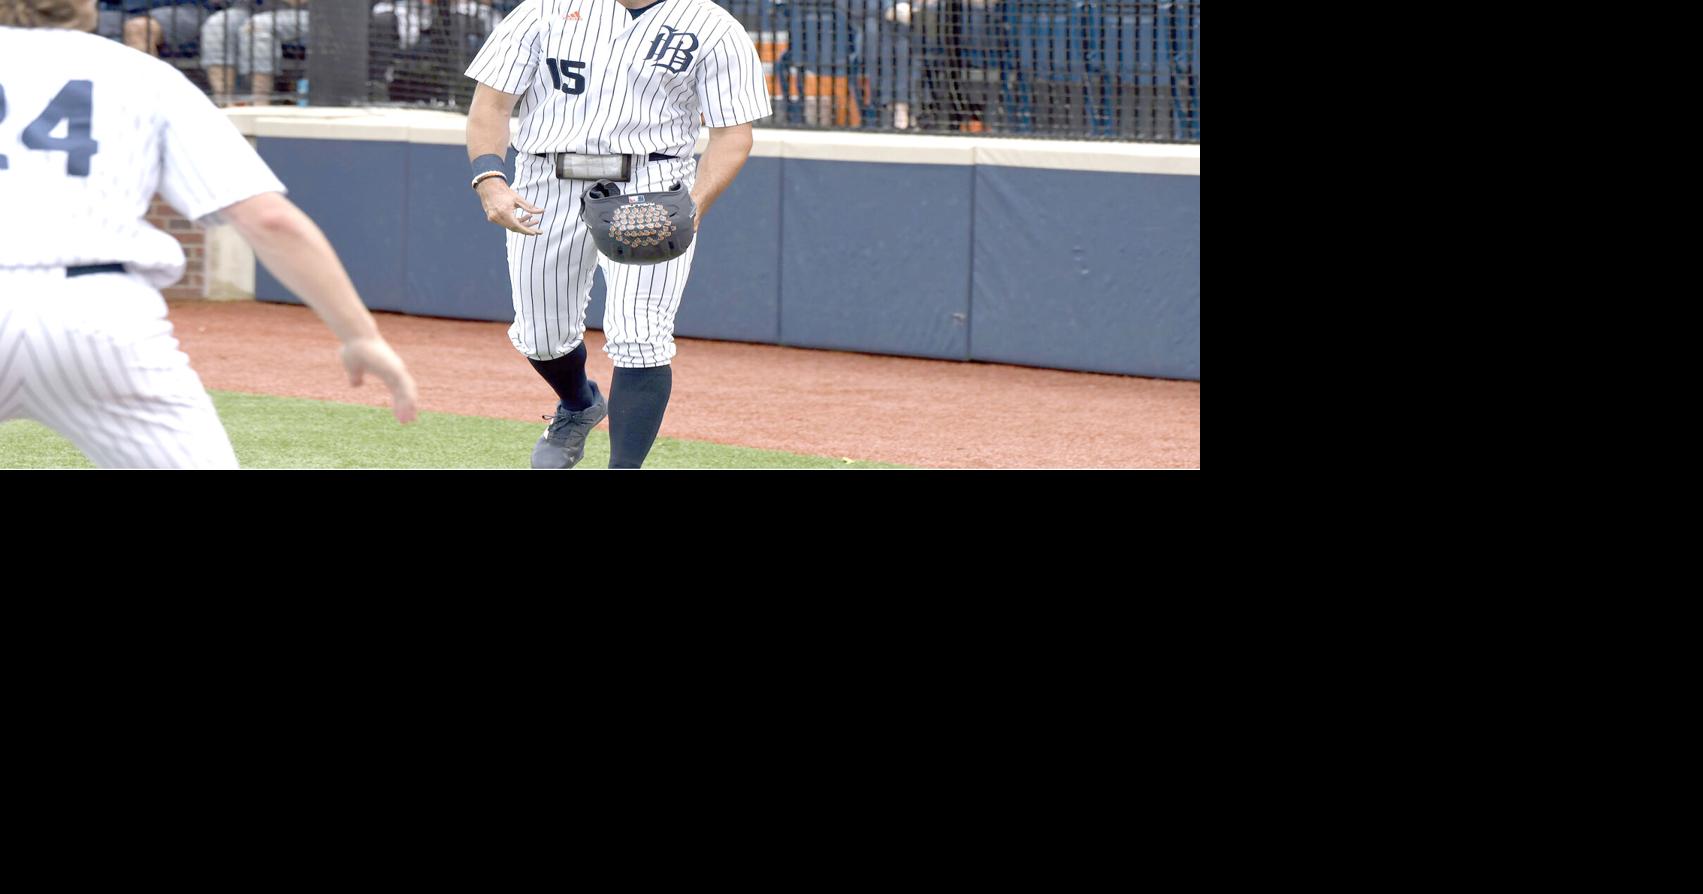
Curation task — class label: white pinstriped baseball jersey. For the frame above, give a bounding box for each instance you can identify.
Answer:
[0,25,284,289]
[466,0,772,157]
[2,25,281,468]
[465,0,771,369]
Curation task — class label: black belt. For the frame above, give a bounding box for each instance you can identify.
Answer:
[68,264,126,278]
[531,152,680,162]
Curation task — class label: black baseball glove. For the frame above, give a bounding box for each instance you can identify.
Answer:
[581,179,696,265]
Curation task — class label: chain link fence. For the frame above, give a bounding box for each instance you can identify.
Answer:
[96,0,1198,142]
[732,0,1199,141]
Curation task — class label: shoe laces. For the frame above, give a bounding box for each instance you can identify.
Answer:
[543,404,593,436]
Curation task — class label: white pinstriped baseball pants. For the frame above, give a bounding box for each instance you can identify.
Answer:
[505,153,699,368]
[0,268,238,469]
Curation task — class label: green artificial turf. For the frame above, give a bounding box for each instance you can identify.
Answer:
[0,390,905,470]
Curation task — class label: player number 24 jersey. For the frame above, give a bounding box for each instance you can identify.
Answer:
[0,26,284,288]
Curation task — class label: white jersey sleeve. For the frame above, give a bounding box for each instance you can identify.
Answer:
[157,70,286,223]
[465,0,544,96]
[695,23,772,128]
[0,28,284,286]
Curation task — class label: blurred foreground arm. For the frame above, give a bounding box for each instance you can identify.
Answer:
[220,192,420,424]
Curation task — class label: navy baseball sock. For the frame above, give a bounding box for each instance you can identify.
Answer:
[528,344,596,411]
[608,365,672,469]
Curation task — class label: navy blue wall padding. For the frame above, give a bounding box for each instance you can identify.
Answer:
[673,156,781,344]
[971,165,1199,379]
[402,143,512,321]
[255,137,408,312]
[248,136,1199,380]
[780,159,972,360]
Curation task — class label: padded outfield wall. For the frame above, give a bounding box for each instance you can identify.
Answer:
[218,108,1200,380]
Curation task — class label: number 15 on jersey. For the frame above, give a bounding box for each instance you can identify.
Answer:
[545,59,587,96]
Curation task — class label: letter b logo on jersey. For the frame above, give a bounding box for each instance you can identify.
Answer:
[644,26,699,74]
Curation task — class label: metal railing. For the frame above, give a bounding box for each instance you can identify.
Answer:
[96,0,1199,142]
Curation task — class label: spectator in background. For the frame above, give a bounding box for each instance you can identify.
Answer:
[785,0,859,127]
[119,0,218,59]
[202,0,505,107]
[198,1,256,104]
[860,0,920,129]
[201,0,308,105]
[242,0,310,104]
[371,0,497,105]
[912,0,998,132]
[95,1,126,39]
[952,0,1003,133]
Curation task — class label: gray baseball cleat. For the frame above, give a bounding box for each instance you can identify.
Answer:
[530,382,608,469]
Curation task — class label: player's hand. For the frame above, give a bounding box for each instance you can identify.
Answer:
[340,336,420,424]
[477,179,544,237]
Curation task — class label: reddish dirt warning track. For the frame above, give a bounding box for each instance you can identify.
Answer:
[168,301,1200,468]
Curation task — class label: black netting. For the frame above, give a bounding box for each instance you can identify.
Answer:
[97,0,1199,143]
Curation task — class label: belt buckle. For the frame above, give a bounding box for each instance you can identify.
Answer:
[553,153,633,182]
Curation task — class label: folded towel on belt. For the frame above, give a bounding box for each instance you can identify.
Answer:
[533,151,681,182]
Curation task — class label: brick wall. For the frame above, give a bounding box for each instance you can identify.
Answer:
[145,196,205,301]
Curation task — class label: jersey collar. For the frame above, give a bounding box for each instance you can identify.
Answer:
[620,0,669,19]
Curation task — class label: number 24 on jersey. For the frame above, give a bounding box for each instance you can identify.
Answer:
[0,80,102,176]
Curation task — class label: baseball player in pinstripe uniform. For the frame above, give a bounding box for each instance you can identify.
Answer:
[465,0,769,469]
[1,0,418,469]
